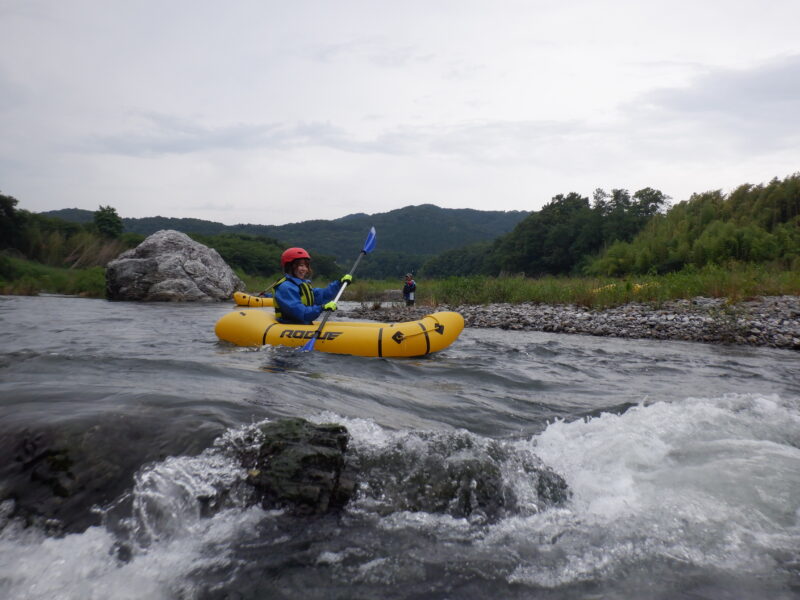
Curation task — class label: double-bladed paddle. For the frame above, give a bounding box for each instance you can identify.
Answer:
[301,227,377,352]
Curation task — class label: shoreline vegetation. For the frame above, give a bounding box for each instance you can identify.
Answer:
[3,257,798,350]
[0,255,106,297]
[347,296,800,351]
[3,172,797,349]
[342,266,800,350]
[343,264,800,309]
[4,257,799,307]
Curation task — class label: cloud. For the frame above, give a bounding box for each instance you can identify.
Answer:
[633,54,800,151]
[303,36,433,69]
[83,112,351,156]
[0,68,26,111]
[4,2,798,225]
[649,54,800,113]
[79,55,800,172]
[80,107,582,164]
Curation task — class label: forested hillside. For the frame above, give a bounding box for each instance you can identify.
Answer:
[42,209,232,236]
[422,187,669,276]
[1,199,326,283]
[586,173,800,275]
[236,204,527,278]
[42,204,529,278]
[30,171,800,282]
[2,199,132,269]
[421,173,800,278]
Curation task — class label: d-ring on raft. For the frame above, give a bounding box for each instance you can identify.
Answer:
[215,293,464,357]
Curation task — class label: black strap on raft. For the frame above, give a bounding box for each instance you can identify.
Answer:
[273,277,315,321]
[377,317,446,357]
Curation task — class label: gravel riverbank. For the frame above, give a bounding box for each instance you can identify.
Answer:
[345,295,800,350]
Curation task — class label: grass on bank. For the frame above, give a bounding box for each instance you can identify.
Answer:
[0,255,106,297]
[4,257,799,309]
[328,264,800,309]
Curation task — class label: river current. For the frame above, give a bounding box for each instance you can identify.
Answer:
[1,295,798,599]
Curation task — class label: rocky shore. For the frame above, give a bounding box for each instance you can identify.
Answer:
[345,296,800,350]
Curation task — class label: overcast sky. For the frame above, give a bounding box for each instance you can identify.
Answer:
[1,1,798,226]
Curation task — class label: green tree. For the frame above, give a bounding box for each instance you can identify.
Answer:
[596,188,668,245]
[0,193,24,250]
[421,241,492,277]
[94,205,123,238]
[586,172,800,276]
[491,192,598,276]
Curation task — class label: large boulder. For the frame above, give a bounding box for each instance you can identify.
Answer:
[106,230,245,301]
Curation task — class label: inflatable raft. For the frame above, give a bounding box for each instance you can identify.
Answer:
[233,291,273,307]
[216,294,464,357]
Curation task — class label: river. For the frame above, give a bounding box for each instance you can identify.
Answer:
[1,295,798,599]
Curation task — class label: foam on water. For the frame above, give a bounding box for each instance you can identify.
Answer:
[0,507,269,600]
[511,392,800,586]
[1,395,798,598]
[312,397,800,591]
[0,424,269,600]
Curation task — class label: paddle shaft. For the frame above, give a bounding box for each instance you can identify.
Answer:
[304,250,365,347]
[333,251,365,302]
[301,226,375,352]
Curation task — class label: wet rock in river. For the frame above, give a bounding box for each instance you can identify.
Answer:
[234,420,570,522]
[351,430,570,523]
[243,418,357,516]
[0,414,222,534]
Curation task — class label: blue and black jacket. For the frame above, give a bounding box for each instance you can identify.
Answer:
[273,274,342,325]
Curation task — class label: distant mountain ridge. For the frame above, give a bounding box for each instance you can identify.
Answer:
[41,204,529,278]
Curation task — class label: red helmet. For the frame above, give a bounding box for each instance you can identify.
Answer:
[281,247,311,271]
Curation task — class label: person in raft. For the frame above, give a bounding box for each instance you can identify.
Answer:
[273,247,353,325]
[402,273,416,306]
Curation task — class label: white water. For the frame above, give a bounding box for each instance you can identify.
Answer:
[2,296,799,598]
[2,393,798,599]
[519,393,800,588]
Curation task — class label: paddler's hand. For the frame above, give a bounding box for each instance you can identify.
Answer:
[340,274,353,284]
[323,301,337,312]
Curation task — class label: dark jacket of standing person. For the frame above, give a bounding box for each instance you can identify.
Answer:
[402,274,416,306]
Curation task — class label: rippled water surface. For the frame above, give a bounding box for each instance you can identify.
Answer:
[1,295,799,599]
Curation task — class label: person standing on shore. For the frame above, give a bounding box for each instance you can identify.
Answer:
[403,273,416,307]
[273,247,352,324]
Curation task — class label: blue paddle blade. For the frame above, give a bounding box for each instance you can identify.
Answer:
[363,227,377,253]
[301,226,374,354]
